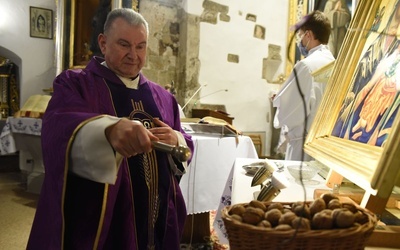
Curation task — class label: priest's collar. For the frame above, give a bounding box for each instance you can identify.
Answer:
[101,61,139,89]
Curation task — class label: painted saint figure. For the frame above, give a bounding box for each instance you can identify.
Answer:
[332,0,400,146]
[323,0,352,57]
[37,14,46,33]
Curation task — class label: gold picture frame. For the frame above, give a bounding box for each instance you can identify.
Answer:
[305,0,400,200]
[61,0,140,69]
[285,0,308,77]
[311,60,335,84]
[68,0,101,68]
[30,6,53,39]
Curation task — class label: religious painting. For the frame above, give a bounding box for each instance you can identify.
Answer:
[30,7,53,39]
[308,0,355,58]
[305,0,400,199]
[286,0,309,76]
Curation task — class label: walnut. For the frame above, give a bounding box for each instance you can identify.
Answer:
[292,217,311,231]
[309,198,326,216]
[242,206,264,225]
[327,199,342,210]
[319,209,333,216]
[249,200,267,211]
[354,211,369,225]
[229,204,246,216]
[257,220,272,228]
[293,204,311,219]
[342,202,358,213]
[264,208,282,227]
[333,208,355,228]
[267,202,284,212]
[230,214,243,222]
[278,211,296,226]
[275,224,293,231]
[283,208,292,214]
[291,201,305,211]
[321,193,339,205]
[312,211,334,229]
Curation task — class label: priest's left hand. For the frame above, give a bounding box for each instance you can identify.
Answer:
[149,118,178,146]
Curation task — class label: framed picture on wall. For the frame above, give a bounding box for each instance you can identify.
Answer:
[30,6,53,39]
[305,0,400,201]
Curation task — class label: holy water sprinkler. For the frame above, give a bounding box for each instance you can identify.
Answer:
[152,141,191,162]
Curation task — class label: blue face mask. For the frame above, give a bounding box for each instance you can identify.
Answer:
[297,31,310,57]
[297,41,309,57]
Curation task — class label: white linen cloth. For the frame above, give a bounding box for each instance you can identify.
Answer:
[179,135,258,214]
[0,117,42,155]
[0,117,44,193]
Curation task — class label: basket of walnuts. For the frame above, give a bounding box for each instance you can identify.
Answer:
[221,193,377,250]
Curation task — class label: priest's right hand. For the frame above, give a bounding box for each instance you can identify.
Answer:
[105,118,159,157]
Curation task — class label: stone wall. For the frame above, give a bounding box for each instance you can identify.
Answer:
[138,0,288,156]
[140,0,182,88]
[140,0,235,116]
[140,0,203,117]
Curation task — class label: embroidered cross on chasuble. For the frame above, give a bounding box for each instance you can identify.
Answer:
[106,80,172,250]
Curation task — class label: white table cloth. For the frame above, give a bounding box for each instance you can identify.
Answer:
[0,117,44,194]
[214,157,329,244]
[179,135,258,215]
[0,117,42,155]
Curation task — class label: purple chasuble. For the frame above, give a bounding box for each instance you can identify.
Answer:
[106,79,175,249]
[26,57,193,250]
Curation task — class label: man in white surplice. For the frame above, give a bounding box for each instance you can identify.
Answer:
[273,11,335,161]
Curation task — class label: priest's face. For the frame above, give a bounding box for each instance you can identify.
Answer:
[98,17,147,78]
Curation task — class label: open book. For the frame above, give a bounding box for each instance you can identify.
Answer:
[14,94,51,118]
[181,116,241,136]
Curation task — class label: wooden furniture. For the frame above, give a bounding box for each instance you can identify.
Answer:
[247,134,263,158]
[191,109,234,125]
[367,225,400,249]
[181,213,211,244]
[325,170,399,215]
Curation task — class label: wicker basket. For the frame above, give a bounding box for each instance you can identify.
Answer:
[221,201,377,250]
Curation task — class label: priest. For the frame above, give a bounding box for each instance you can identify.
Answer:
[27,8,193,250]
